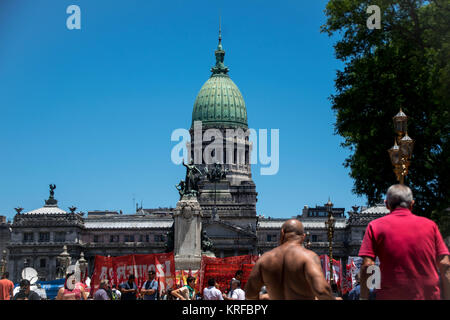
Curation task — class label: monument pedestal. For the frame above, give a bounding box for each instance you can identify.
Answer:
[174,195,203,270]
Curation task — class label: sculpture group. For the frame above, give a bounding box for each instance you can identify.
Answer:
[175,161,227,199]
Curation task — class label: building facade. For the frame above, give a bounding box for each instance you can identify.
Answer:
[5,188,387,282]
[3,35,388,282]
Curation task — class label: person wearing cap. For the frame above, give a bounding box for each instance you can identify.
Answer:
[13,279,41,300]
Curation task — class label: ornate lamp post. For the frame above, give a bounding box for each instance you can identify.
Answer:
[389,109,414,184]
[56,245,71,279]
[205,162,227,221]
[324,199,335,285]
[0,250,7,275]
[78,252,88,283]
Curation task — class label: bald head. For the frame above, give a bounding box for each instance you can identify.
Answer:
[281,219,304,237]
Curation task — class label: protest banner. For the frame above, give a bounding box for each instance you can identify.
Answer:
[198,255,259,293]
[319,255,342,289]
[341,263,354,295]
[90,252,175,296]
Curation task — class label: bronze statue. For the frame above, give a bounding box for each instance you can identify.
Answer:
[201,230,214,252]
[175,180,185,199]
[205,162,227,182]
[182,160,203,196]
[49,184,56,198]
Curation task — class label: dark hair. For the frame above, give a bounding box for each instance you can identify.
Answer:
[128,274,135,281]
[2,272,9,278]
[65,271,75,279]
[186,276,195,285]
[207,278,216,287]
[20,279,30,288]
[148,270,155,275]
[235,270,243,277]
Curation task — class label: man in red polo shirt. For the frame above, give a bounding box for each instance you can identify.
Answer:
[359,184,450,300]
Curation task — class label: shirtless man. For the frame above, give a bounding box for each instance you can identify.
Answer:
[245,219,337,300]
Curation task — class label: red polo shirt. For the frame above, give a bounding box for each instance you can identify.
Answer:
[359,207,449,300]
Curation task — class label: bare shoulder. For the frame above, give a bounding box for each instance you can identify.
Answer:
[303,249,321,265]
[257,247,283,268]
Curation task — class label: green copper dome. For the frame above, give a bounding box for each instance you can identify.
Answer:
[191,32,248,129]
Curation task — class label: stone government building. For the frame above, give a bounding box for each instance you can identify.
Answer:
[2,34,388,282]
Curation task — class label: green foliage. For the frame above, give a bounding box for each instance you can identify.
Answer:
[321,0,450,235]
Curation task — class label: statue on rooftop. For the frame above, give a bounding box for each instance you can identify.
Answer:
[49,184,56,199]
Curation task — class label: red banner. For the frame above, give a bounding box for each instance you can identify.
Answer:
[341,263,353,295]
[319,255,342,290]
[90,252,175,296]
[198,255,259,293]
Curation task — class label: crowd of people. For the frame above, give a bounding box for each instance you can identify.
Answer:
[89,270,249,300]
[0,185,449,300]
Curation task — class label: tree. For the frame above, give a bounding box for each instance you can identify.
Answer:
[321,0,450,236]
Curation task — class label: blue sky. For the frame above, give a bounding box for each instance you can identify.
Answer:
[0,0,367,221]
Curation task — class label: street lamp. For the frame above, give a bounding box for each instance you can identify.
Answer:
[78,252,88,283]
[324,199,335,285]
[389,109,414,184]
[57,245,71,279]
[0,250,7,275]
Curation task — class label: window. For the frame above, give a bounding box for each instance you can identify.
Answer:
[110,235,119,243]
[24,233,34,243]
[154,234,164,242]
[93,235,99,243]
[40,259,46,268]
[124,235,134,242]
[266,234,276,242]
[39,232,50,243]
[312,235,318,242]
[146,235,150,242]
[55,232,66,242]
